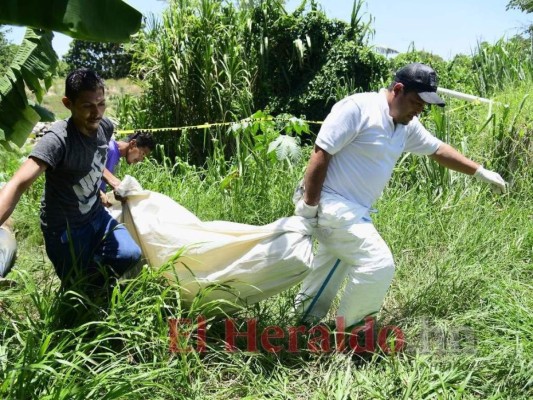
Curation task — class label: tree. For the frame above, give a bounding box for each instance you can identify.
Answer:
[0,27,17,75]
[507,0,533,13]
[64,40,133,79]
[250,0,387,121]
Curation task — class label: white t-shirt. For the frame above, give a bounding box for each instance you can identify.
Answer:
[316,90,442,208]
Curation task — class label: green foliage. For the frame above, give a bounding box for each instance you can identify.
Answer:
[295,41,388,121]
[486,88,532,192]
[54,60,69,77]
[251,1,346,115]
[445,53,476,93]
[131,0,254,131]
[0,0,143,150]
[506,0,533,13]
[251,0,388,121]
[63,40,133,79]
[127,0,389,143]
[0,29,58,149]
[471,36,533,97]
[0,0,142,42]
[0,27,17,75]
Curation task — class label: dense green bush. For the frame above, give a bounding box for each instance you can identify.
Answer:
[128,0,389,136]
[129,0,254,159]
[295,41,388,122]
[250,0,388,121]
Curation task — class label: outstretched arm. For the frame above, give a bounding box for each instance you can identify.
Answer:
[429,143,479,174]
[0,157,48,226]
[429,143,507,192]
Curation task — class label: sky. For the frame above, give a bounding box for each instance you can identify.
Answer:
[3,0,532,59]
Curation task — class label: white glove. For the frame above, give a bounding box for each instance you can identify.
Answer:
[474,166,507,194]
[294,199,319,219]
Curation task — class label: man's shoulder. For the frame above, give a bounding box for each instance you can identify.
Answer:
[346,91,382,105]
[333,91,382,118]
[99,117,115,140]
[36,120,69,147]
[46,119,69,137]
[100,117,114,129]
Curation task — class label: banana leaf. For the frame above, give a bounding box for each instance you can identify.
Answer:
[0,0,142,42]
[0,0,143,149]
[0,29,57,148]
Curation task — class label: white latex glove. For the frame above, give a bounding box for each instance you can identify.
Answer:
[474,166,507,194]
[295,199,319,219]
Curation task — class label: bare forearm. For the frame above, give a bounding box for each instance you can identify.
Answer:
[429,143,479,175]
[0,182,24,226]
[0,157,47,226]
[102,168,121,190]
[303,145,331,205]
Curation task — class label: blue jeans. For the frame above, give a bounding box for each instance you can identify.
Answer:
[43,207,142,289]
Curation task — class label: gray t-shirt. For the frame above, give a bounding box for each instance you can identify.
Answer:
[30,117,114,232]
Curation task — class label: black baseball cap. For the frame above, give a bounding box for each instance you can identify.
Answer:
[394,63,445,107]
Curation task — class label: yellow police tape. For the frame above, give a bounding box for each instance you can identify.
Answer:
[116,117,324,136]
[116,99,498,136]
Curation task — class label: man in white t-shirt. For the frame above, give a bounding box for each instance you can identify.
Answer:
[294,63,506,331]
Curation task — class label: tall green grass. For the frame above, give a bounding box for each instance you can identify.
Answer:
[473,37,533,97]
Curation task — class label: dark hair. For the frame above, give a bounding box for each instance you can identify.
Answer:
[125,131,156,151]
[65,69,105,101]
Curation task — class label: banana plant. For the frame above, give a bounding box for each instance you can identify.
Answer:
[0,0,142,150]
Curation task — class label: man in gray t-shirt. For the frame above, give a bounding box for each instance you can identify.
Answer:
[0,69,141,290]
[32,117,114,232]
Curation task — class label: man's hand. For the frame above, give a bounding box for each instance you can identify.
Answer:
[99,190,112,207]
[295,199,319,218]
[474,166,508,194]
[108,179,126,203]
[113,190,127,204]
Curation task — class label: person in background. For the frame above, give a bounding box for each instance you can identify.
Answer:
[0,68,141,293]
[294,62,507,333]
[99,131,155,206]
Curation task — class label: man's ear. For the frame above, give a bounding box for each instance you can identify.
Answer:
[129,139,137,148]
[392,82,404,96]
[62,96,72,110]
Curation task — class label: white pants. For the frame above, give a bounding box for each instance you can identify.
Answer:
[295,192,395,328]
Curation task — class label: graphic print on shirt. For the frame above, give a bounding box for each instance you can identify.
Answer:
[72,143,107,214]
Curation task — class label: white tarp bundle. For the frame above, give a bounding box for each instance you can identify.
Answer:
[108,176,314,308]
[0,224,17,278]
[1,182,17,278]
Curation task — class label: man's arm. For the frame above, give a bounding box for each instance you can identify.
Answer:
[429,143,479,174]
[429,143,507,192]
[303,145,332,205]
[102,168,122,191]
[294,145,332,219]
[0,157,48,226]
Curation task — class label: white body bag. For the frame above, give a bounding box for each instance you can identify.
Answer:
[108,176,314,308]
